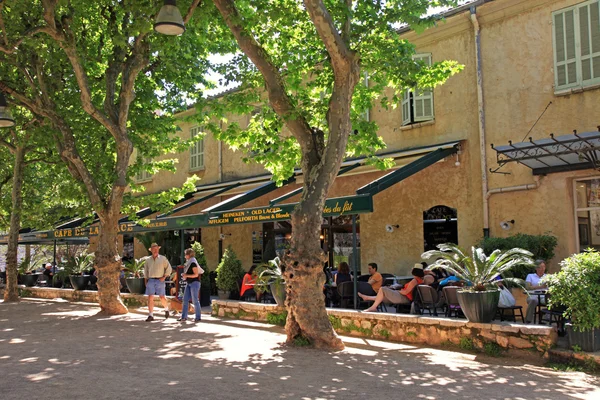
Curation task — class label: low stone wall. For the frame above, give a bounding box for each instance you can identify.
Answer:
[212,300,558,357]
[15,286,166,308]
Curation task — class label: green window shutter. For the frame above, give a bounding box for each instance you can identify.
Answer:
[579,1,600,84]
[401,89,411,126]
[553,7,579,89]
[197,134,204,168]
[413,54,434,122]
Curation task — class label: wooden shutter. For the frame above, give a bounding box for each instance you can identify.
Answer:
[190,127,197,170]
[401,89,411,126]
[579,1,600,84]
[554,7,579,89]
[413,54,434,122]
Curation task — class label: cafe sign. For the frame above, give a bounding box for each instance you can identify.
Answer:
[0,194,373,242]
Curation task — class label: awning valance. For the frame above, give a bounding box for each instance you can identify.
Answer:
[492,131,600,175]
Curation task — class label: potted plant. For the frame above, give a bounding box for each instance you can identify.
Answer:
[423,243,533,323]
[18,256,41,287]
[124,258,146,294]
[545,249,600,352]
[191,241,211,306]
[65,252,95,290]
[215,246,244,300]
[256,257,286,306]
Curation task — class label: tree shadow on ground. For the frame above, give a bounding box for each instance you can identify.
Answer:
[0,299,598,400]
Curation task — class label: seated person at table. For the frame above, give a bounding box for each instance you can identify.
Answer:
[334,262,352,286]
[367,262,383,293]
[42,263,54,286]
[525,259,548,323]
[240,265,258,300]
[358,267,425,312]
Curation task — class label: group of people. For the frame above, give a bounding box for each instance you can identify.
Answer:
[143,242,204,323]
[353,257,550,323]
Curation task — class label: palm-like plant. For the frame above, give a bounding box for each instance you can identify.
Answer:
[64,252,95,276]
[17,256,42,274]
[422,243,534,291]
[256,256,285,287]
[124,258,146,278]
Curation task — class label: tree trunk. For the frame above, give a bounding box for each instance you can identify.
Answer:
[95,213,127,315]
[285,203,344,350]
[4,147,25,302]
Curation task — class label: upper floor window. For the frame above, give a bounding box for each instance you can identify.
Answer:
[553,0,600,91]
[135,157,153,182]
[402,53,434,126]
[190,126,204,170]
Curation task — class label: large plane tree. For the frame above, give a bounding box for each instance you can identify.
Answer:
[0,0,222,313]
[192,0,462,349]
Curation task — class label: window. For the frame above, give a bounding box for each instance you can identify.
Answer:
[135,157,152,182]
[574,177,600,252]
[553,0,600,91]
[190,126,204,170]
[401,53,434,126]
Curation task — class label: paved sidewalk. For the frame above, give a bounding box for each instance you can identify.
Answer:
[1,299,599,400]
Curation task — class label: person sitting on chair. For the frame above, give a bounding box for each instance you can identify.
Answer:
[334,262,352,286]
[525,259,548,323]
[42,263,54,286]
[240,265,258,301]
[358,266,425,312]
[367,262,383,293]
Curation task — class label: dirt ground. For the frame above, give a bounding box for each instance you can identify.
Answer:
[1,299,599,400]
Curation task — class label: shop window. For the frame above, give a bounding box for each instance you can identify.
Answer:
[553,0,600,91]
[423,205,458,252]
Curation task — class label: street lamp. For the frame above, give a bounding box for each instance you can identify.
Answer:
[0,92,15,128]
[154,0,185,36]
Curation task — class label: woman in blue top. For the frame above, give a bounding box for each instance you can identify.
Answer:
[334,262,352,285]
[178,248,204,323]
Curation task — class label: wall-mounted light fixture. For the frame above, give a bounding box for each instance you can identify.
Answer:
[500,219,515,231]
[154,0,185,36]
[385,224,400,233]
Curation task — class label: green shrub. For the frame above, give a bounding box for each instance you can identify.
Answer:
[266,311,287,326]
[293,335,311,347]
[191,242,211,290]
[483,342,503,357]
[545,249,600,332]
[215,246,244,292]
[479,234,557,279]
[459,337,475,351]
[124,258,145,278]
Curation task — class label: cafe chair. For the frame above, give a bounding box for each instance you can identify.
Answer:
[442,286,463,318]
[417,285,440,316]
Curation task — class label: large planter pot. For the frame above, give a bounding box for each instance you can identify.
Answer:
[126,277,146,295]
[566,324,600,352]
[217,290,230,300]
[457,289,500,323]
[270,282,286,307]
[20,274,39,287]
[69,275,90,291]
[200,285,211,306]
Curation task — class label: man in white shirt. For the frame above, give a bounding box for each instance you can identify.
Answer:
[525,260,547,323]
[143,243,172,322]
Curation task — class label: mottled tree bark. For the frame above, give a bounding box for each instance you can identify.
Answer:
[4,146,25,302]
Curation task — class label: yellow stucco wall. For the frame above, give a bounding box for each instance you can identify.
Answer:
[124,0,600,274]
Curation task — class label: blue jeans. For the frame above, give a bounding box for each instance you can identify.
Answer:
[181,281,201,320]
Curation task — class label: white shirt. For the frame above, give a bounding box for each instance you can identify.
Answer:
[526,273,546,288]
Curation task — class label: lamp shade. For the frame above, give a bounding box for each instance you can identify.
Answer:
[154,0,185,36]
[0,92,15,128]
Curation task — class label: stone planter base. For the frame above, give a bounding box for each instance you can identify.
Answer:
[567,324,600,352]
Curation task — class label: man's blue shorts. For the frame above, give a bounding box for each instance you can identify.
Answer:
[145,278,166,296]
